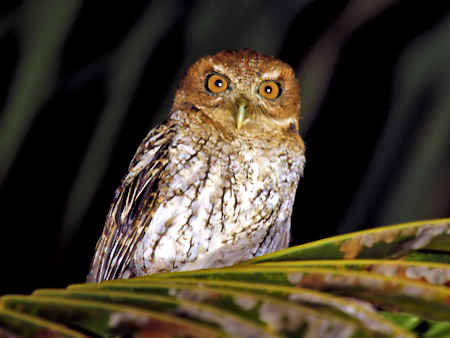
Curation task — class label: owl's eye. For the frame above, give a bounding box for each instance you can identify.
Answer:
[259,81,281,100]
[205,73,229,93]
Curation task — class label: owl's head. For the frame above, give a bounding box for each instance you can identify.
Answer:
[174,49,302,141]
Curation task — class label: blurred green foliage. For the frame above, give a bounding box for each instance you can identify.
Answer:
[0,0,448,295]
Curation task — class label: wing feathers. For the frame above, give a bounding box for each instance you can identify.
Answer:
[87,121,177,282]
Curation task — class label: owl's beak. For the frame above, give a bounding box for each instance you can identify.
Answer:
[234,96,249,130]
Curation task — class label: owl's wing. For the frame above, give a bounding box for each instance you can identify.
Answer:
[87,119,177,282]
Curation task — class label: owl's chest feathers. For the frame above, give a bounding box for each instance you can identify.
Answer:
[132,126,304,275]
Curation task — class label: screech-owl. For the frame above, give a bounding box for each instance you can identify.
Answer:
[87,49,305,282]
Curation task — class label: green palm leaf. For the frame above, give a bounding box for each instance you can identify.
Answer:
[1,219,449,337]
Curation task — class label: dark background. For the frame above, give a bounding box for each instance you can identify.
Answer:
[1,0,449,295]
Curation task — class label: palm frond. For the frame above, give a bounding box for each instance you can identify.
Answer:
[1,219,449,337]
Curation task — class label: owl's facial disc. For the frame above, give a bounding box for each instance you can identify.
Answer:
[174,50,302,137]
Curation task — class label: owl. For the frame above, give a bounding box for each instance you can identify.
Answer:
[87,49,305,282]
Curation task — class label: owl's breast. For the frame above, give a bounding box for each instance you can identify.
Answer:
[132,127,305,276]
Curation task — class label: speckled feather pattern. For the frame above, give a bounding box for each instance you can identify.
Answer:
[88,50,305,282]
[130,109,304,276]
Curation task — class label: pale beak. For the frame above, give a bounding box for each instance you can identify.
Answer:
[235,96,249,130]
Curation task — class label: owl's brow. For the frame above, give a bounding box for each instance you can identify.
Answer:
[212,63,227,74]
[211,63,282,82]
[261,69,281,80]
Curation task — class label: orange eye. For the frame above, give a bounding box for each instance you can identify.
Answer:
[259,81,281,100]
[205,73,229,93]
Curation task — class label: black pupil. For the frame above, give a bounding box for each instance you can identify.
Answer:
[214,79,223,87]
[264,85,272,94]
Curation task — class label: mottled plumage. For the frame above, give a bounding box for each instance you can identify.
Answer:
[88,50,305,282]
